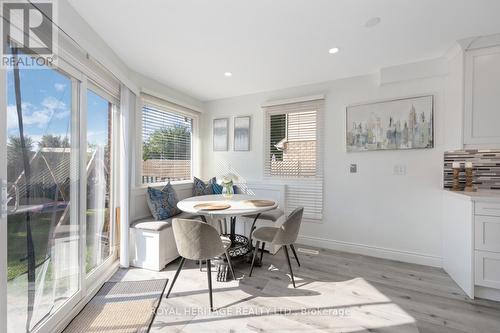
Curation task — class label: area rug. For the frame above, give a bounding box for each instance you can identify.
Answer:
[63,279,168,333]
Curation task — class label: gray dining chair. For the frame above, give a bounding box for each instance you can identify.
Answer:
[244,208,284,248]
[166,218,235,311]
[248,207,304,288]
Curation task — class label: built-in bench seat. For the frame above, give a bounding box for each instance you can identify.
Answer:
[129,182,286,271]
[130,211,201,271]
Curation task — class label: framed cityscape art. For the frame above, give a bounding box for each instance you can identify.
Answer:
[346,95,434,152]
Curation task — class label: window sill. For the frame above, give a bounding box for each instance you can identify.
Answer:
[133,180,194,191]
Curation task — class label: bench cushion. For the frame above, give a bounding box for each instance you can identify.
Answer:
[132,212,201,231]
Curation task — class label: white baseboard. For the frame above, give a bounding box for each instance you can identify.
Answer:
[475,286,500,302]
[297,235,443,268]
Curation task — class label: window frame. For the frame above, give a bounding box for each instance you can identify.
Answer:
[137,94,199,188]
[262,97,325,222]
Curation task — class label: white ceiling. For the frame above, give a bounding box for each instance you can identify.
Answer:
[68,0,500,101]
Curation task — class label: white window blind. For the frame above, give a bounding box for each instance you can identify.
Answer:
[263,99,324,220]
[141,96,195,184]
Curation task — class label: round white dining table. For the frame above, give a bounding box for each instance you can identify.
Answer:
[177,194,278,280]
[177,194,278,218]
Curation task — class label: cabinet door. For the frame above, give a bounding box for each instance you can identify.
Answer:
[464,46,500,146]
[475,251,500,289]
[475,215,500,252]
[442,193,474,298]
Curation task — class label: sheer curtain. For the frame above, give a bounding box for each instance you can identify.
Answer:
[119,85,136,268]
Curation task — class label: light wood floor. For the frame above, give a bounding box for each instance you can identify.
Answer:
[110,245,500,333]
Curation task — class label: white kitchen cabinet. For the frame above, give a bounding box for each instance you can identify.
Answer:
[464,46,500,147]
[443,190,500,301]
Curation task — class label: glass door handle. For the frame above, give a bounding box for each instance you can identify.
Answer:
[6,182,19,214]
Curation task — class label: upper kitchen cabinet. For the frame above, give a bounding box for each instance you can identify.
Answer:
[464,45,500,147]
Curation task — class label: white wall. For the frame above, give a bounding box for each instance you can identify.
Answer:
[201,63,460,267]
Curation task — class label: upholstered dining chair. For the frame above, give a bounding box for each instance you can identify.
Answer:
[243,208,284,247]
[166,218,235,311]
[248,207,304,288]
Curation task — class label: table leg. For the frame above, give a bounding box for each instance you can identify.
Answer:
[217,216,236,282]
[215,256,230,282]
[230,216,236,243]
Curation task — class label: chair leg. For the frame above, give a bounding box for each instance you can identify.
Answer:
[225,249,236,280]
[166,257,186,298]
[290,244,300,267]
[207,259,213,311]
[260,242,265,263]
[249,240,260,277]
[283,246,296,288]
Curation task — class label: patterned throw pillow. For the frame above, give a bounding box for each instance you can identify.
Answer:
[193,177,216,196]
[146,182,181,220]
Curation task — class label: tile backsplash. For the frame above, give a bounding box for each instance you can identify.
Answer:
[444,150,500,190]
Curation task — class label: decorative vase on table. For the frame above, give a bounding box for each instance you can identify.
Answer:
[221,173,238,199]
[222,182,234,199]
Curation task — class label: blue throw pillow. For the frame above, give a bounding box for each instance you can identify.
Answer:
[193,177,216,196]
[146,182,181,220]
[212,183,238,194]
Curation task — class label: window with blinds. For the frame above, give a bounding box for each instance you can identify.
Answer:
[263,98,324,220]
[141,103,193,184]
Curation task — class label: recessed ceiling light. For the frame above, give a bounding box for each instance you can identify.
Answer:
[224,72,232,77]
[365,17,381,28]
[328,47,340,54]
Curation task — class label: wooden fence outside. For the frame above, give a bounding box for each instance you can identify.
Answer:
[142,159,191,183]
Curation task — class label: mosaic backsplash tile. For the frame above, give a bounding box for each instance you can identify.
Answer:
[444,150,500,190]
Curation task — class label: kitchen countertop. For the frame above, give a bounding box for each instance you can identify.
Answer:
[444,189,500,203]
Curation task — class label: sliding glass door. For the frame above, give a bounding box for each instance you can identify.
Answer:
[85,88,115,276]
[5,59,118,332]
[6,62,80,332]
